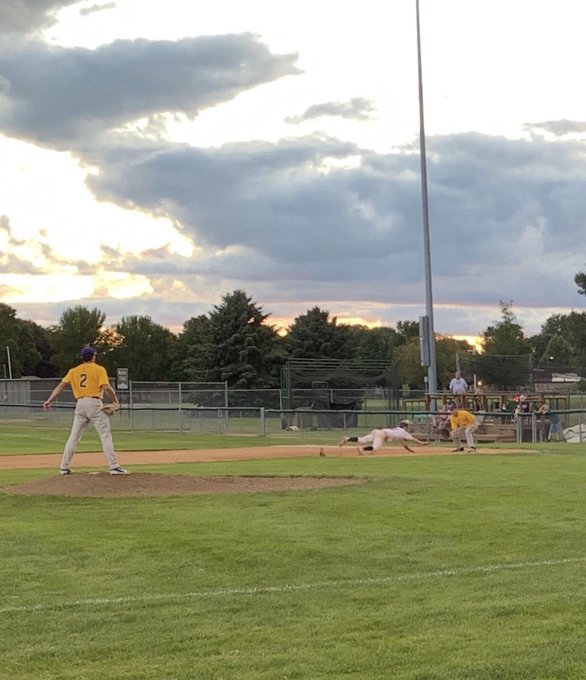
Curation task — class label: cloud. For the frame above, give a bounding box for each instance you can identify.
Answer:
[80,2,117,17]
[525,119,586,137]
[0,215,42,273]
[285,97,376,124]
[0,0,79,34]
[79,129,586,318]
[0,34,300,146]
[1,24,584,338]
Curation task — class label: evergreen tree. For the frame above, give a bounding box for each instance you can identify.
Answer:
[205,290,285,388]
[575,270,586,296]
[285,307,353,360]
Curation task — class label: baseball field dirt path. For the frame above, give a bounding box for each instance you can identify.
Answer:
[0,444,528,469]
[0,445,531,497]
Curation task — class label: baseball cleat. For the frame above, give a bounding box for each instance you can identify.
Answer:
[109,466,130,475]
[59,468,71,475]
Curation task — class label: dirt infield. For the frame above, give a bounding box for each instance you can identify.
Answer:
[0,444,529,497]
[0,443,527,470]
[2,472,367,497]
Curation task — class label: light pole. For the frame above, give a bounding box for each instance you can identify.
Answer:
[415,0,438,405]
[6,346,12,380]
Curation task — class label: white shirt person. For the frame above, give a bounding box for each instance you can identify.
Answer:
[448,371,468,406]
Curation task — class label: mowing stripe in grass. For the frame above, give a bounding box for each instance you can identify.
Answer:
[2,556,584,615]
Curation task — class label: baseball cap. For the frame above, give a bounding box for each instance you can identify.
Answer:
[399,419,411,427]
[80,346,97,360]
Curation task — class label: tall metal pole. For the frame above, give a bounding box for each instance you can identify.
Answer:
[6,346,12,380]
[416,0,438,402]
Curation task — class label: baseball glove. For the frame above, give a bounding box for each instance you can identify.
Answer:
[102,403,120,416]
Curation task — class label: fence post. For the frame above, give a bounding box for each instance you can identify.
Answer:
[129,380,135,432]
[260,407,265,436]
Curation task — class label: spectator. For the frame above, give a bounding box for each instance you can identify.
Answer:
[448,371,468,406]
[537,404,563,442]
[432,402,455,439]
[500,396,517,423]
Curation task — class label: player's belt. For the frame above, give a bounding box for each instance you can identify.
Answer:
[78,396,102,400]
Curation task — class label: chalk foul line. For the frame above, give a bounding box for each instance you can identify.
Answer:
[3,556,585,614]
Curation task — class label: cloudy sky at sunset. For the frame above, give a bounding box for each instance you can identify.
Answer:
[0,0,585,339]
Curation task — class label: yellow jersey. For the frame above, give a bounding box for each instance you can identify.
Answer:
[450,410,476,429]
[62,362,110,399]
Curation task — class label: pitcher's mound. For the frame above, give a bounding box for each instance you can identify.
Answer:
[2,472,366,497]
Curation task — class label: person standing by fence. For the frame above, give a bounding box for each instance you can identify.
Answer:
[448,371,468,407]
[537,403,563,442]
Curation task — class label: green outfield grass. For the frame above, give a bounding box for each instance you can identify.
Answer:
[0,424,317,455]
[0,424,450,456]
[0,440,585,679]
[1,422,574,458]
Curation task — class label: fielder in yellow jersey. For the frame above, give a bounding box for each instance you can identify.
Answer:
[62,361,110,399]
[43,346,129,475]
[449,408,479,453]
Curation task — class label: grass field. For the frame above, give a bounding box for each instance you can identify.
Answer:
[0,424,308,456]
[0,431,585,679]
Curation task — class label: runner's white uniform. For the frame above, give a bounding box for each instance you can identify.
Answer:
[355,427,416,452]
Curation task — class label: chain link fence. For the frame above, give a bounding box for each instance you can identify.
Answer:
[1,378,585,443]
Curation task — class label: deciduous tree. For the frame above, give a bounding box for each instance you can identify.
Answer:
[106,316,177,381]
[173,315,212,381]
[50,306,106,375]
[532,312,586,369]
[0,304,42,378]
[476,301,530,389]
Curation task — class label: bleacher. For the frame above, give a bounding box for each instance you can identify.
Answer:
[410,414,517,443]
[474,418,516,443]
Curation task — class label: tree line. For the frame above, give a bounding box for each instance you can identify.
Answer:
[0,288,585,391]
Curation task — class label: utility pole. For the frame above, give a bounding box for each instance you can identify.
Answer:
[415,0,438,406]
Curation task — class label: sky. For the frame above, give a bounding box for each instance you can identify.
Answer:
[0,0,585,342]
